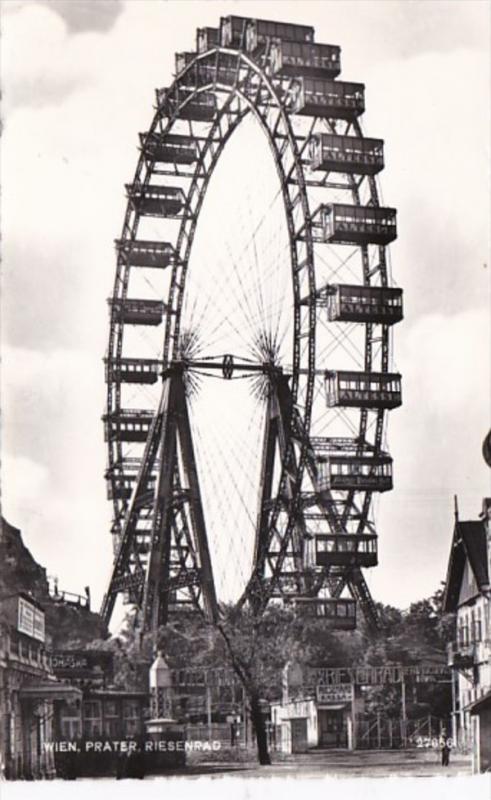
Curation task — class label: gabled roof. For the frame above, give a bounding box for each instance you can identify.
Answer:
[442,519,490,612]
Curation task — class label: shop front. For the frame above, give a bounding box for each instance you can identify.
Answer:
[317,705,349,747]
[316,685,354,748]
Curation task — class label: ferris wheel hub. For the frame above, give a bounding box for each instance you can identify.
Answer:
[175,354,284,380]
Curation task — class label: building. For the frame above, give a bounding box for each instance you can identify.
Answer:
[443,498,491,759]
[0,591,82,779]
[51,648,147,741]
[0,517,142,779]
[468,689,491,772]
[271,684,363,753]
[0,517,108,649]
[270,661,365,752]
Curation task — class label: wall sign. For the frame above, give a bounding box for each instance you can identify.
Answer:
[17,596,45,642]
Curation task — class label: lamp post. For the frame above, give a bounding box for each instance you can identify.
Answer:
[148,650,174,721]
[144,650,186,771]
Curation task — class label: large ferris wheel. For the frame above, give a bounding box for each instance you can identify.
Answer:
[101,16,403,635]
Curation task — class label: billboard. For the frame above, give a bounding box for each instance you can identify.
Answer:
[51,650,114,684]
[17,596,45,642]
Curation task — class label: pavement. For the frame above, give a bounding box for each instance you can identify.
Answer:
[157,747,473,779]
[258,748,472,778]
[181,749,472,778]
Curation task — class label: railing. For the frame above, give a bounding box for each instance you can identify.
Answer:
[356,715,447,750]
[48,586,90,609]
[185,722,246,747]
[447,641,476,668]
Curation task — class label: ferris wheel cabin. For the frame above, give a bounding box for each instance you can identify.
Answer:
[325,371,402,410]
[295,598,357,629]
[220,16,315,50]
[176,91,217,120]
[105,357,160,385]
[292,79,365,120]
[126,183,186,218]
[115,239,176,269]
[318,453,393,493]
[320,203,397,245]
[103,410,154,443]
[196,27,220,53]
[269,41,340,79]
[157,87,217,121]
[106,471,156,501]
[324,284,403,325]
[180,52,241,89]
[309,133,384,175]
[140,133,198,165]
[315,534,378,568]
[108,298,166,326]
[175,52,196,76]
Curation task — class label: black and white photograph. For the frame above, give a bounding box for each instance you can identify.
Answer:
[1,1,490,798]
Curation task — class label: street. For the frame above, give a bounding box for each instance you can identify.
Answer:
[181,747,472,779]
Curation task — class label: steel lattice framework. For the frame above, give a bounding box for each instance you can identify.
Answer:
[101,16,403,634]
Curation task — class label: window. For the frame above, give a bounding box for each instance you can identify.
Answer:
[61,718,82,741]
[83,701,102,739]
[60,701,82,740]
[474,608,483,643]
[123,700,141,736]
[457,620,465,647]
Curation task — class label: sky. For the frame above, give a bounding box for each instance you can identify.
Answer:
[1,0,490,629]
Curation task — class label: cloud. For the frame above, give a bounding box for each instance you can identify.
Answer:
[37,0,123,33]
[1,4,99,110]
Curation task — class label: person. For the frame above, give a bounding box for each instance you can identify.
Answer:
[440,730,451,767]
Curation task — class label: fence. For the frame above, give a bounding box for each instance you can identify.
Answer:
[185,722,247,748]
[356,715,448,750]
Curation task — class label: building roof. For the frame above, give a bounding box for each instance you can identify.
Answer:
[19,682,83,701]
[468,689,491,714]
[442,519,490,612]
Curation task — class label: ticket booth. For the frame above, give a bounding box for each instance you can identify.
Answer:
[317,706,348,748]
[316,685,356,749]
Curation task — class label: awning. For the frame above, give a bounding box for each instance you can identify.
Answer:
[19,682,82,702]
[317,704,347,711]
[468,690,491,714]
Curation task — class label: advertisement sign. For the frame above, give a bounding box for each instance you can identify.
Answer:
[316,685,353,704]
[32,608,45,642]
[17,596,45,642]
[51,650,114,684]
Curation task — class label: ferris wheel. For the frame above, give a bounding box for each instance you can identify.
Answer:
[101,15,403,634]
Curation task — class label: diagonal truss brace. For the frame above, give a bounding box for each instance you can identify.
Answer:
[101,367,218,632]
[142,367,218,630]
[247,374,379,631]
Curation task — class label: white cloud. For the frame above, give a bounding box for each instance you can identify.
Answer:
[1,3,98,109]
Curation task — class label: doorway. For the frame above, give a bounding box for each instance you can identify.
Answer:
[318,708,348,748]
